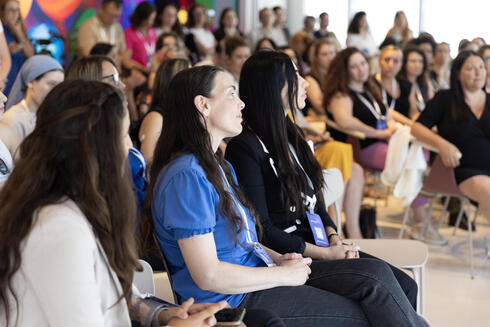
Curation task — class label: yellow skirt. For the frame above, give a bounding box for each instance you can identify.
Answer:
[315,141,353,182]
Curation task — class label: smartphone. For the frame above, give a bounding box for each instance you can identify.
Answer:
[215,308,246,326]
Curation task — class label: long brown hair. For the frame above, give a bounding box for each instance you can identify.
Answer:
[0,80,139,325]
[323,47,382,108]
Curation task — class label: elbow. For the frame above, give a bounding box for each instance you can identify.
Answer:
[192,268,220,292]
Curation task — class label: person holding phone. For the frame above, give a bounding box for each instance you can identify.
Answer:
[142,64,427,326]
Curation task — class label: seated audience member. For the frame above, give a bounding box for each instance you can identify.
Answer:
[371,45,415,123]
[77,0,145,72]
[185,4,215,63]
[324,47,445,244]
[139,58,190,165]
[154,2,183,39]
[142,64,426,326]
[458,39,479,53]
[148,32,186,88]
[414,33,437,71]
[213,7,243,43]
[90,42,121,67]
[0,79,229,327]
[0,0,34,96]
[385,11,413,46]
[3,55,63,154]
[273,6,290,42]
[289,31,315,73]
[314,12,341,49]
[248,8,287,50]
[222,35,250,84]
[412,50,490,222]
[124,1,157,68]
[472,37,486,48]
[398,47,434,113]
[0,89,17,189]
[432,42,451,90]
[0,20,11,91]
[302,16,315,36]
[278,45,300,69]
[346,12,378,60]
[254,37,277,52]
[479,44,490,93]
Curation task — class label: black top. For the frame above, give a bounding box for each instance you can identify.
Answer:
[328,90,388,149]
[371,76,412,118]
[225,128,337,255]
[213,28,244,43]
[417,90,490,184]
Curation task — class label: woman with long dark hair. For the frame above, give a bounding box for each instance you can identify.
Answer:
[346,12,378,59]
[213,7,242,43]
[142,64,427,326]
[412,50,490,221]
[124,1,157,68]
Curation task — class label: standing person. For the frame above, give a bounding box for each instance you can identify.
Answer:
[272,6,290,43]
[0,79,230,327]
[248,8,287,50]
[411,50,490,222]
[385,11,413,46]
[346,12,378,60]
[432,42,451,90]
[314,12,341,49]
[124,1,157,68]
[142,63,426,327]
[3,55,63,155]
[398,46,435,113]
[213,7,243,43]
[0,0,34,96]
[0,19,11,91]
[154,2,183,39]
[77,0,145,72]
[185,4,216,63]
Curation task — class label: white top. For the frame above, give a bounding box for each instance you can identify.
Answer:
[3,100,36,140]
[189,27,215,49]
[4,199,131,327]
[346,32,379,57]
[248,27,288,49]
[0,138,13,183]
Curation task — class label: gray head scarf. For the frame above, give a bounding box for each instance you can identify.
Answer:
[5,55,64,110]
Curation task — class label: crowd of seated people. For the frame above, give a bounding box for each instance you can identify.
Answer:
[0,1,489,326]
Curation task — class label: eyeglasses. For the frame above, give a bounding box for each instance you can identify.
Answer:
[102,72,120,86]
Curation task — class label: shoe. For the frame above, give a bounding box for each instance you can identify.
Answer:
[409,222,424,241]
[448,212,475,231]
[410,222,448,246]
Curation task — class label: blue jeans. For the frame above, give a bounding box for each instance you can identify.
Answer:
[240,258,423,327]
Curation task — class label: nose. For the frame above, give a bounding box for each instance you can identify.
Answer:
[239,98,245,110]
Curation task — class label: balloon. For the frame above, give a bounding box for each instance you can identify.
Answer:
[37,0,81,21]
[19,0,33,18]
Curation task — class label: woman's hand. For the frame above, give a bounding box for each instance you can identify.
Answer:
[276,252,303,265]
[323,243,359,260]
[375,128,394,140]
[162,298,228,327]
[279,257,312,286]
[308,132,333,145]
[439,141,462,168]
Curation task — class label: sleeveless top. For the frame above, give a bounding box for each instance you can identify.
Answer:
[371,76,412,118]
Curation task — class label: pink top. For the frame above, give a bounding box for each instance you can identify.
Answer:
[124,26,157,67]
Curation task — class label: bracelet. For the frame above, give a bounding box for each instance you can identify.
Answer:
[327,233,339,240]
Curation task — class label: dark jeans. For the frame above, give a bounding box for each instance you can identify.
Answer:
[244,308,287,327]
[240,258,423,327]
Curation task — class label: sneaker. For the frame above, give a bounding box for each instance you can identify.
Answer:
[409,222,424,241]
[422,222,448,246]
[448,212,475,231]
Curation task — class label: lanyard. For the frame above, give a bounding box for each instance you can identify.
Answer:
[218,166,254,244]
[376,74,396,110]
[355,90,385,120]
[414,84,425,112]
[136,30,155,58]
[255,135,317,213]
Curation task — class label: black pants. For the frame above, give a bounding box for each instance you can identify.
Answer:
[244,309,287,327]
[241,257,423,327]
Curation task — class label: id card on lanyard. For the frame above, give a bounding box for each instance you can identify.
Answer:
[219,166,275,266]
[355,91,387,130]
[255,135,329,247]
[136,31,155,59]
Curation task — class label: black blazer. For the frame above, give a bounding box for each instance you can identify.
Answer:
[225,128,337,255]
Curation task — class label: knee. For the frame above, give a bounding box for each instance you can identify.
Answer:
[351,163,365,185]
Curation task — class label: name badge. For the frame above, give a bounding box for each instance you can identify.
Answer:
[376,119,388,130]
[252,243,275,267]
[306,212,329,247]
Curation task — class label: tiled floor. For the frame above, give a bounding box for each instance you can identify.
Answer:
[368,195,490,326]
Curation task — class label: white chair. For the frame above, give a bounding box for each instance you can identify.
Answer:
[346,239,429,315]
[133,259,155,295]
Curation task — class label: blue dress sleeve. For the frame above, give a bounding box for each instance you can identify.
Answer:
[159,169,217,240]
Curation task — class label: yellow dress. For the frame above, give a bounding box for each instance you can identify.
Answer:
[314,141,353,182]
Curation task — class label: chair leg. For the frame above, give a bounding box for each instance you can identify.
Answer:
[420,266,425,316]
[467,206,479,279]
[334,201,342,237]
[399,207,411,239]
[452,198,466,236]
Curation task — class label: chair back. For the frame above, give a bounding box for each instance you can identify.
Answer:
[133,259,155,295]
[156,242,179,304]
[422,155,464,197]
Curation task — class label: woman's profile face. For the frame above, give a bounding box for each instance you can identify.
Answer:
[459,55,486,91]
[206,71,245,139]
[348,52,369,84]
[29,70,64,108]
[281,61,309,113]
